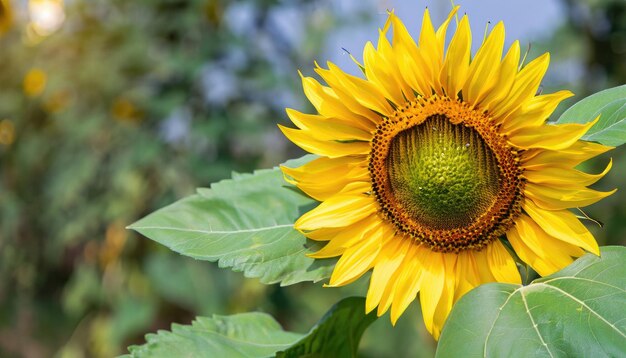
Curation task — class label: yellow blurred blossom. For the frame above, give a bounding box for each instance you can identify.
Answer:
[23,68,47,97]
[99,221,128,269]
[0,0,13,36]
[112,97,143,123]
[0,119,15,146]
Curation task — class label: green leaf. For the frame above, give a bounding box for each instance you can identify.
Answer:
[557,85,626,146]
[126,297,376,358]
[128,155,335,286]
[277,297,377,357]
[126,312,303,357]
[436,246,626,358]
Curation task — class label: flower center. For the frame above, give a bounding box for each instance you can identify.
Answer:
[369,96,524,253]
[387,115,500,230]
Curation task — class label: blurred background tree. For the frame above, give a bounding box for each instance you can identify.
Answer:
[0,0,623,357]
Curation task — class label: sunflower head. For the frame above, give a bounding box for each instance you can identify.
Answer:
[369,96,525,253]
[280,6,614,339]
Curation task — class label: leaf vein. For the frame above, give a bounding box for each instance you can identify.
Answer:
[539,277,625,293]
[520,290,555,358]
[483,288,521,357]
[131,224,294,235]
[538,283,626,339]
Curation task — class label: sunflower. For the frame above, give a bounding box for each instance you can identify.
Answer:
[279,6,615,339]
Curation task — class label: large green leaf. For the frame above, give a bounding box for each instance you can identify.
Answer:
[557,85,626,146]
[126,297,376,358]
[126,312,303,357]
[436,246,626,357]
[277,297,377,357]
[128,155,335,286]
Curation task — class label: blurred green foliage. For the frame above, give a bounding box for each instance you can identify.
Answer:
[0,0,366,356]
[0,0,623,357]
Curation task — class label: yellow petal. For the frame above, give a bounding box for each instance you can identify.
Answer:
[281,155,359,181]
[316,62,393,119]
[301,75,376,131]
[281,156,368,201]
[286,108,372,142]
[308,239,351,258]
[415,248,446,332]
[388,13,431,96]
[506,215,582,276]
[366,229,410,313]
[435,6,459,47]
[487,240,521,284]
[454,251,481,301]
[363,41,405,105]
[523,158,612,187]
[279,125,370,158]
[507,117,598,150]
[304,225,347,242]
[337,181,371,196]
[491,53,550,119]
[430,254,457,340]
[295,195,376,230]
[318,62,393,116]
[285,176,370,202]
[440,15,471,98]
[389,244,427,325]
[502,90,575,133]
[418,8,440,89]
[522,141,613,169]
[523,199,600,254]
[432,6,459,95]
[462,22,505,105]
[328,223,384,286]
[308,215,381,258]
[414,7,457,95]
[381,31,416,101]
[525,182,616,210]
[472,247,498,284]
[479,41,520,111]
[377,240,415,316]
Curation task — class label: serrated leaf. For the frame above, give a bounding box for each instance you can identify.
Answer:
[277,297,377,357]
[126,312,303,358]
[126,297,376,358]
[557,85,626,146]
[128,155,335,286]
[436,246,626,358]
